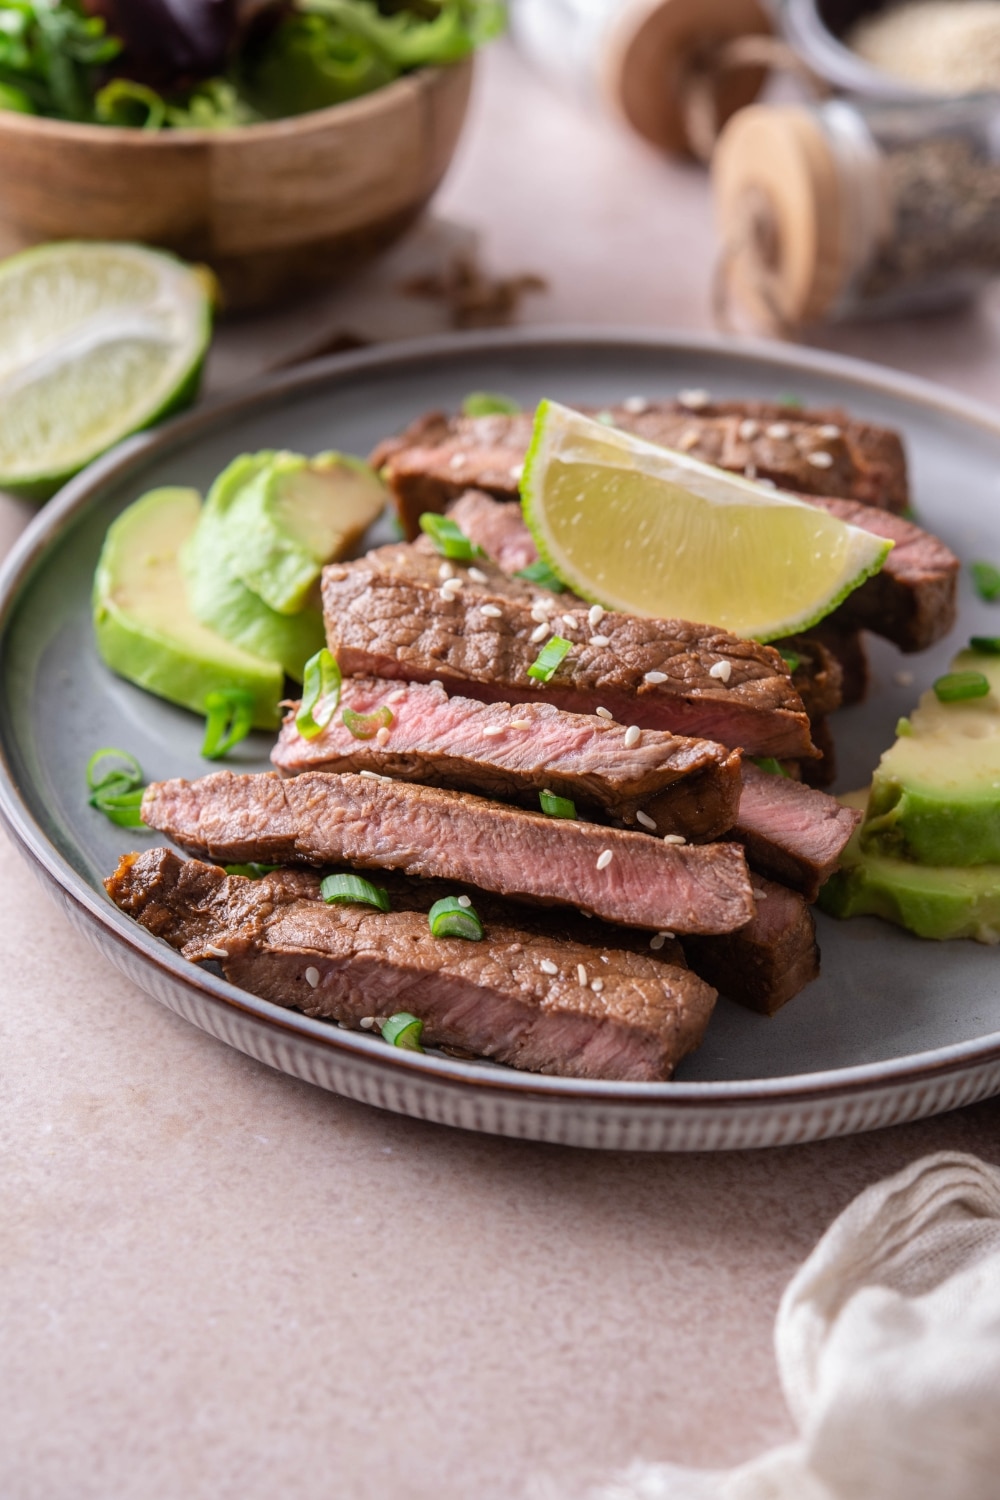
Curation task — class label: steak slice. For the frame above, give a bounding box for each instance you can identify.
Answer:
[730,763,861,902]
[106,849,717,1082]
[778,626,868,709]
[141,770,756,935]
[372,400,909,536]
[321,544,816,760]
[682,876,819,1017]
[271,676,743,841]
[447,487,956,656]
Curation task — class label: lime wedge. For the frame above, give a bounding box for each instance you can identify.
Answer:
[522,401,893,641]
[0,242,212,500]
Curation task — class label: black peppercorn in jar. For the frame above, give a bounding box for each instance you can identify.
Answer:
[712,95,1000,330]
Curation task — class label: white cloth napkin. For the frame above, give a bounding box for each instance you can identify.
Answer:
[593,1151,1000,1500]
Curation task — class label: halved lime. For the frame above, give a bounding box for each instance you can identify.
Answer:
[0,242,212,500]
[521,401,893,642]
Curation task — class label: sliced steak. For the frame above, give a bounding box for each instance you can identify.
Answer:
[141,770,756,935]
[730,763,861,902]
[322,544,816,760]
[448,489,541,575]
[373,401,909,536]
[779,626,868,709]
[682,875,819,1017]
[271,676,743,841]
[106,849,717,1082]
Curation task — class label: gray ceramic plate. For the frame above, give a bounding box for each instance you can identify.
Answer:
[2,330,1000,1151]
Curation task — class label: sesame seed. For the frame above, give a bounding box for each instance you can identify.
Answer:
[738,418,760,441]
[636,810,657,831]
[623,395,649,414]
[376,727,390,747]
[663,834,687,845]
[644,670,667,684]
[305,966,320,988]
[577,963,588,985]
[678,428,700,452]
[766,422,791,440]
[481,604,502,618]
[440,583,460,601]
[429,679,443,689]
[753,887,768,900]
[359,1016,376,1029]
[744,463,757,480]
[540,958,558,975]
[649,934,666,951]
[457,895,472,908]
[205,944,229,959]
[806,450,833,469]
[561,614,578,630]
[595,707,614,721]
[358,769,381,779]
[758,477,776,489]
[659,930,675,940]
[817,423,841,440]
[624,725,641,748]
[448,454,466,470]
[530,621,550,644]
[679,387,710,410]
[895,670,914,687]
[439,561,455,580]
[591,978,604,993]
[468,567,488,584]
[386,688,407,703]
[709,660,733,683]
[511,718,531,729]
[482,725,504,737]
[590,634,611,648]
[588,604,605,629]
[596,849,614,870]
[530,606,551,626]
[510,464,524,482]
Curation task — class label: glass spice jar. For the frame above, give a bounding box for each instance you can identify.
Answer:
[712,95,1000,329]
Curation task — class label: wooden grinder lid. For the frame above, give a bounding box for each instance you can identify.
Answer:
[600,0,775,158]
[711,104,847,329]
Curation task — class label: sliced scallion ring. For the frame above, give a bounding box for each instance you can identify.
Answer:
[419,511,484,562]
[296,649,342,741]
[970,636,1000,654]
[320,873,391,911]
[381,1012,425,1051]
[428,896,485,941]
[224,862,279,879]
[933,671,990,703]
[971,561,1000,603]
[750,756,790,778]
[90,786,146,827]
[86,747,147,826]
[462,391,520,416]
[779,651,801,674]
[527,635,571,684]
[514,559,566,592]
[342,705,394,740]
[86,747,143,792]
[201,688,255,760]
[539,789,577,818]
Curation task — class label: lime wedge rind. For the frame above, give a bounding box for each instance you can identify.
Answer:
[521,399,893,642]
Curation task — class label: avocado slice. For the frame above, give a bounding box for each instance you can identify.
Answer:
[93,486,283,730]
[861,649,1000,866]
[820,821,1000,943]
[180,455,325,680]
[216,450,386,614]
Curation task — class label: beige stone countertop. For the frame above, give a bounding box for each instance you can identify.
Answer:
[4,41,1000,1500]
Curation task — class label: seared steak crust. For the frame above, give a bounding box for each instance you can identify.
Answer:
[372,401,909,536]
[271,676,742,840]
[106,849,717,1082]
[682,875,819,1017]
[321,545,815,760]
[731,764,862,902]
[141,770,756,935]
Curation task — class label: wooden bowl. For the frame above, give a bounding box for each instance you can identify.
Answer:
[0,59,474,309]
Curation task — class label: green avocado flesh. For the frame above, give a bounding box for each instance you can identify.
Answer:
[180,454,325,679]
[820,825,1000,944]
[216,450,386,614]
[861,650,1000,865]
[92,487,283,729]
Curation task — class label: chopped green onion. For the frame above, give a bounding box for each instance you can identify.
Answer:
[970,561,1000,603]
[224,862,279,879]
[933,671,990,703]
[780,651,801,674]
[514,559,566,592]
[595,410,616,426]
[461,391,520,416]
[896,717,913,737]
[381,1012,424,1051]
[201,688,255,760]
[527,635,571,684]
[777,392,802,408]
[539,789,577,818]
[428,896,485,941]
[970,636,1000,654]
[750,756,790,778]
[86,747,147,827]
[296,649,342,741]
[320,873,391,911]
[419,511,484,562]
[342,705,394,740]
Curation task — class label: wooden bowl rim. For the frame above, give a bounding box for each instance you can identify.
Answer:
[0,57,471,149]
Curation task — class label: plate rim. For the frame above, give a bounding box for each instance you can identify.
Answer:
[3,324,1000,1117]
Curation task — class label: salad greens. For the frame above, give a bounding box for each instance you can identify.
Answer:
[0,0,501,128]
